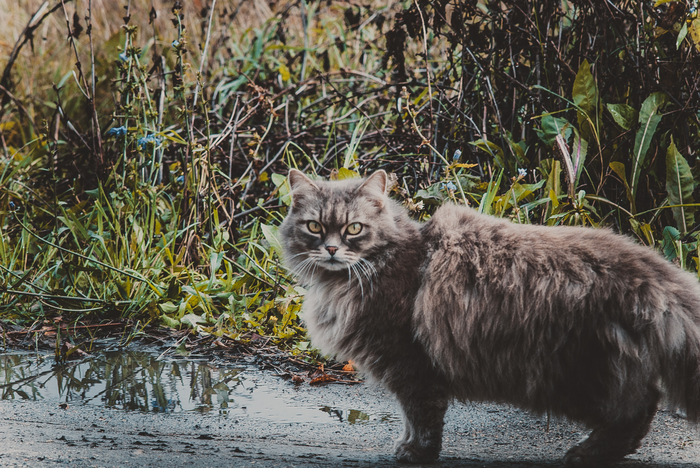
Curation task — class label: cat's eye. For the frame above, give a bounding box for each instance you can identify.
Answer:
[346,222,362,235]
[307,221,323,234]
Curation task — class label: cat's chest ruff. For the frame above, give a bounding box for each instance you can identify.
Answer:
[302,281,361,357]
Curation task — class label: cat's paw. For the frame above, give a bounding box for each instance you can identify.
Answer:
[395,442,440,464]
[563,445,616,468]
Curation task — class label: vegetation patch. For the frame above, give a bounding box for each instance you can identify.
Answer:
[1,0,699,358]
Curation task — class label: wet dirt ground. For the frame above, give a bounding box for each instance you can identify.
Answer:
[0,347,698,467]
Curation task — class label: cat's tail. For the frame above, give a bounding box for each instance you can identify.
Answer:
[661,314,700,424]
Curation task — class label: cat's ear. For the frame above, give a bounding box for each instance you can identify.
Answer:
[288,169,318,191]
[288,169,319,209]
[358,170,388,197]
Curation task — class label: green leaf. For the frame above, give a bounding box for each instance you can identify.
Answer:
[606,103,638,131]
[677,21,689,49]
[160,314,180,329]
[272,172,292,206]
[415,185,444,204]
[544,159,562,200]
[478,169,503,215]
[631,92,668,208]
[175,341,190,356]
[271,173,287,187]
[534,115,573,146]
[499,179,546,212]
[665,139,696,232]
[159,301,179,314]
[261,223,283,256]
[661,225,681,261]
[470,139,505,169]
[609,161,635,211]
[572,60,597,128]
[181,313,206,329]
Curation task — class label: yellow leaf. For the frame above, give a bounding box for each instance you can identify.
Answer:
[336,167,359,180]
[279,64,291,81]
[549,189,559,208]
[690,19,700,51]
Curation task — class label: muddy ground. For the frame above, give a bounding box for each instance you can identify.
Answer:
[1,358,698,468]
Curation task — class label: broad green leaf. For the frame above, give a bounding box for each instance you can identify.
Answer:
[499,179,546,212]
[181,313,207,329]
[606,103,638,131]
[665,140,695,232]
[209,251,225,287]
[271,173,287,187]
[534,115,572,146]
[470,139,505,169]
[631,92,668,208]
[661,225,681,261]
[160,314,180,329]
[609,161,629,186]
[159,301,179,314]
[261,223,284,256]
[572,60,597,128]
[415,184,444,204]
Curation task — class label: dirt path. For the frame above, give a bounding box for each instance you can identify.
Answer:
[1,365,698,467]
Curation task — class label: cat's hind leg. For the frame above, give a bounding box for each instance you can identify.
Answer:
[393,386,449,463]
[563,386,660,467]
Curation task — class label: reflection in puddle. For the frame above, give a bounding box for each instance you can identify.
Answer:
[0,350,392,424]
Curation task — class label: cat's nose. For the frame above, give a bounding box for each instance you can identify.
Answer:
[325,245,338,256]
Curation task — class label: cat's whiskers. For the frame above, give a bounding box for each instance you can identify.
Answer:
[293,256,318,283]
[356,258,377,295]
[348,262,366,302]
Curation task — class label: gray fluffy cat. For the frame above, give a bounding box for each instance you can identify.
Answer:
[279,169,700,467]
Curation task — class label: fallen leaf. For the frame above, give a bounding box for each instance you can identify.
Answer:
[310,374,337,385]
[291,375,304,385]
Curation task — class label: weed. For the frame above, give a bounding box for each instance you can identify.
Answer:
[1,1,700,353]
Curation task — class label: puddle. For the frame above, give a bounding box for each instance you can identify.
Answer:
[0,349,394,425]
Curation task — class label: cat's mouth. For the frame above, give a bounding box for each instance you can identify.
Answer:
[321,257,348,271]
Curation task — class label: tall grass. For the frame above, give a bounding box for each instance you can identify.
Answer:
[1,0,700,351]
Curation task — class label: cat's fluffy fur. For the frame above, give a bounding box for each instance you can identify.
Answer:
[279,169,700,467]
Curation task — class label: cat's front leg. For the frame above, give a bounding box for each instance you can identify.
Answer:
[393,385,449,463]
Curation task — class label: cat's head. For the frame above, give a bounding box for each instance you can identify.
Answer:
[279,170,403,282]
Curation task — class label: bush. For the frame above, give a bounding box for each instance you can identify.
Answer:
[1,0,699,346]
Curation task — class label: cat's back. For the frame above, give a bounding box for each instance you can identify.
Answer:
[421,203,678,277]
[417,202,700,347]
